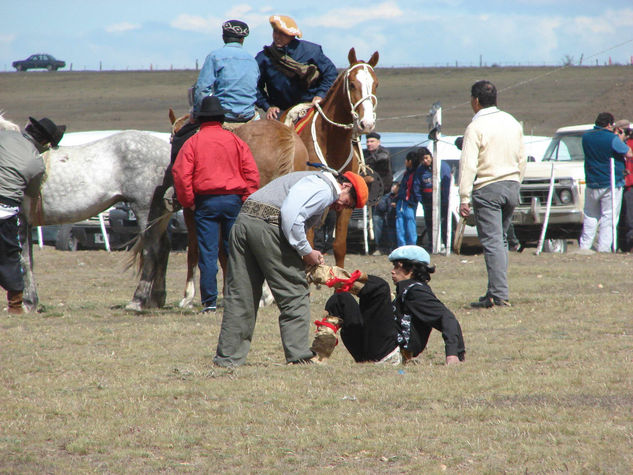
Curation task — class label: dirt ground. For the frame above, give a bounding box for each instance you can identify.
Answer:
[1,65,632,136]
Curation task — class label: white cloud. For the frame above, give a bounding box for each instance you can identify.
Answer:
[227,4,253,18]
[105,22,141,33]
[0,34,15,45]
[303,1,403,28]
[171,14,221,34]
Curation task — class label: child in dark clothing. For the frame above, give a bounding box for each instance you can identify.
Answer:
[308,245,465,365]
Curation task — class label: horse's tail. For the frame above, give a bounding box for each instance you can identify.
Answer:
[125,211,173,276]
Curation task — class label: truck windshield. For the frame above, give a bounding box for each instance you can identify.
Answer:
[542,133,585,162]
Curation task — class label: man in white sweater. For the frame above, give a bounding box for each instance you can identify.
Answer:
[458,80,526,308]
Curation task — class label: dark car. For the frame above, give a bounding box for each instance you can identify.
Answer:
[12,54,65,72]
[109,202,188,251]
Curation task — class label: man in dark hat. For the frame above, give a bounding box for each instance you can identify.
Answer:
[172,96,260,313]
[192,19,260,127]
[364,131,392,254]
[0,116,66,313]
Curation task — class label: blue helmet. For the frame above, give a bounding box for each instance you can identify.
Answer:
[388,245,431,265]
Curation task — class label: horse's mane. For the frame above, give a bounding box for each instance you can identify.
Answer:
[321,60,367,104]
[0,112,20,132]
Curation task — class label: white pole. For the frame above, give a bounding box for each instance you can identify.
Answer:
[431,107,442,254]
[36,226,44,249]
[536,161,556,255]
[446,179,454,256]
[362,205,368,255]
[610,157,617,253]
[98,212,111,252]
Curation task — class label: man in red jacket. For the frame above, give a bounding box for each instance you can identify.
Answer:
[618,119,633,251]
[172,96,260,312]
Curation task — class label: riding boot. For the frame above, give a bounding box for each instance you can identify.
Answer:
[310,312,343,363]
[307,264,368,295]
[7,290,24,315]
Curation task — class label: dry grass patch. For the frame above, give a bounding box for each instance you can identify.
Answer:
[1,246,632,473]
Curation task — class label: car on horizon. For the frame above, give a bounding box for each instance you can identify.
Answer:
[12,53,66,72]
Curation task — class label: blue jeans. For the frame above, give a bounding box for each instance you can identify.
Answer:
[372,210,384,249]
[395,201,417,246]
[194,194,242,307]
[472,181,519,301]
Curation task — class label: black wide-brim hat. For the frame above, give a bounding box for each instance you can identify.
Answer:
[28,117,66,148]
[197,96,229,118]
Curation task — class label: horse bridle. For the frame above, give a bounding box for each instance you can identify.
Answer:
[311,62,378,172]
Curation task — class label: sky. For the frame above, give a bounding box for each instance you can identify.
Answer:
[1,1,633,71]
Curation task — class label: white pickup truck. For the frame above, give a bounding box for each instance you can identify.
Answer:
[512,125,593,252]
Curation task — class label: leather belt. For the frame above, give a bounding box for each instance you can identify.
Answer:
[241,200,281,225]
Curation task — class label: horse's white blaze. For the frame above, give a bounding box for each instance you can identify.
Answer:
[356,66,376,132]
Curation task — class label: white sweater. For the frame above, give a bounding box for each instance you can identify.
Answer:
[458,106,526,204]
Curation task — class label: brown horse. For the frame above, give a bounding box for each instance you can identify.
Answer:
[288,47,379,266]
[168,112,309,307]
[169,46,379,306]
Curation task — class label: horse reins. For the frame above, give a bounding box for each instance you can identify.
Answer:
[310,63,378,173]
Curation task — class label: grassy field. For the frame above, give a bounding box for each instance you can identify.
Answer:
[1,65,632,136]
[1,65,632,472]
[1,247,632,473]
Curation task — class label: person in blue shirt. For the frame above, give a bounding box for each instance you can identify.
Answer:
[418,147,452,251]
[579,112,632,252]
[255,15,338,120]
[395,151,422,246]
[192,20,260,124]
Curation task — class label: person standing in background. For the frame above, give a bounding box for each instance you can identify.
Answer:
[578,113,632,253]
[418,147,451,252]
[458,80,526,309]
[0,117,66,314]
[172,96,260,313]
[395,151,422,246]
[618,120,633,252]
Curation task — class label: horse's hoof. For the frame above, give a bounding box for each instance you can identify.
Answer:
[179,298,194,309]
[125,301,143,312]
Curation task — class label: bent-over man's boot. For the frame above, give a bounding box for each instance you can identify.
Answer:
[7,290,24,315]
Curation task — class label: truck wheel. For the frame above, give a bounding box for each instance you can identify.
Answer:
[15,65,23,72]
[55,224,79,251]
[542,239,567,253]
[47,65,53,71]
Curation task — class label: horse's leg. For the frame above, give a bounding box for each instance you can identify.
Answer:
[332,208,353,267]
[127,186,171,310]
[19,216,38,312]
[179,207,198,308]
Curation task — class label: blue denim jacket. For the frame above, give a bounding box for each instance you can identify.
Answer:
[255,39,338,111]
[193,43,259,121]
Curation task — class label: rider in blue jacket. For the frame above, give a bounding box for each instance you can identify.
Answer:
[255,15,338,120]
[193,20,260,123]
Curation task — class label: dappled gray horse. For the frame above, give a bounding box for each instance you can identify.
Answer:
[12,126,173,311]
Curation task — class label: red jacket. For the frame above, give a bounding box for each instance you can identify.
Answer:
[626,138,633,189]
[172,122,260,208]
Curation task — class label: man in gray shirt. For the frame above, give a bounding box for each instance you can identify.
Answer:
[214,170,368,366]
[0,116,66,313]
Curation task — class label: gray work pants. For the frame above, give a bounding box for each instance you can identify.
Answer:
[214,214,314,366]
[472,180,520,301]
